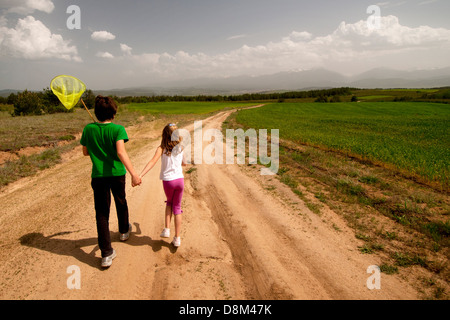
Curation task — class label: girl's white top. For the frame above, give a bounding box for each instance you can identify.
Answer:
[160,145,184,181]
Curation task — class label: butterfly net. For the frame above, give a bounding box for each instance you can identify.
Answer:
[50,75,86,110]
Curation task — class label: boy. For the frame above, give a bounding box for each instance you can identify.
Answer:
[80,95,141,268]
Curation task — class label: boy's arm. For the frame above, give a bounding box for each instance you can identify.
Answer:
[140,147,163,178]
[82,146,89,156]
[116,139,141,187]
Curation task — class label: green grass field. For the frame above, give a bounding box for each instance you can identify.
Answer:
[127,101,257,115]
[235,102,449,188]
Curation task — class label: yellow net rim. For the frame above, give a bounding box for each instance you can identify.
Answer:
[50,75,86,90]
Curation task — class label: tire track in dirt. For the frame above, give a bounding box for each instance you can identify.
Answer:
[194,155,335,299]
[199,183,286,299]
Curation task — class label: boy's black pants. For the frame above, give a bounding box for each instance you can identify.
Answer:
[91,175,129,257]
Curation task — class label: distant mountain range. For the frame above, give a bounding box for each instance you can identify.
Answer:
[2,67,450,97]
[96,67,450,96]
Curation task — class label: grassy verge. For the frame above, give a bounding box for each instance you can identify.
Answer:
[0,142,76,186]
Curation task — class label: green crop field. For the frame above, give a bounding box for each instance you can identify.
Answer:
[127,101,258,115]
[235,102,449,188]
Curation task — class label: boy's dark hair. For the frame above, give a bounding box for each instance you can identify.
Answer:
[95,95,117,122]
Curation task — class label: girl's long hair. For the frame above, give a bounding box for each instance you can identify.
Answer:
[160,123,181,156]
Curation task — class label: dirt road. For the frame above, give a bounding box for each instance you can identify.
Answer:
[0,110,419,300]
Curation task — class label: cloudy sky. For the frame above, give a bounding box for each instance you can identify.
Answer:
[0,0,449,90]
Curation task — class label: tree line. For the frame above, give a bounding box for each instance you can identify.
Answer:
[6,86,449,116]
[112,87,355,104]
[1,87,355,116]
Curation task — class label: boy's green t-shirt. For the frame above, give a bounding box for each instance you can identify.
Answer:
[80,123,129,178]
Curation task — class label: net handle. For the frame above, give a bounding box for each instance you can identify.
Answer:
[80,98,96,123]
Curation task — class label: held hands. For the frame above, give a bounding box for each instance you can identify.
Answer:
[131,174,142,187]
[133,148,160,187]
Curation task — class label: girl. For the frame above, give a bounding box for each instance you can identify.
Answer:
[140,123,186,247]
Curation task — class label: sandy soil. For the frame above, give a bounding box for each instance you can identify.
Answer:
[0,110,419,300]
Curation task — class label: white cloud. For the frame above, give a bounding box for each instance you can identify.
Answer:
[120,43,132,55]
[0,15,6,27]
[116,15,450,81]
[418,0,440,5]
[283,31,313,42]
[0,0,54,14]
[322,15,449,47]
[26,0,54,13]
[96,51,114,59]
[0,15,81,61]
[376,1,407,9]
[91,31,116,42]
[226,34,248,41]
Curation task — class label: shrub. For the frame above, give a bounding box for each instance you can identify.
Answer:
[13,90,44,116]
[41,87,71,114]
[315,95,328,103]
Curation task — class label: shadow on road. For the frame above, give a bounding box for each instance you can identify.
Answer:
[19,222,176,270]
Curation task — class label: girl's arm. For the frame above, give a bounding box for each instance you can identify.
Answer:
[140,146,163,178]
[116,139,141,187]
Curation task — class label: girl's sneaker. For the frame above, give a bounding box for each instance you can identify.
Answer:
[172,237,181,247]
[160,228,170,238]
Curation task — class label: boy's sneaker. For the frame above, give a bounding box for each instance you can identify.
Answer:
[101,249,116,268]
[172,237,181,247]
[160,228,170,238]
[120,223,132,241]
